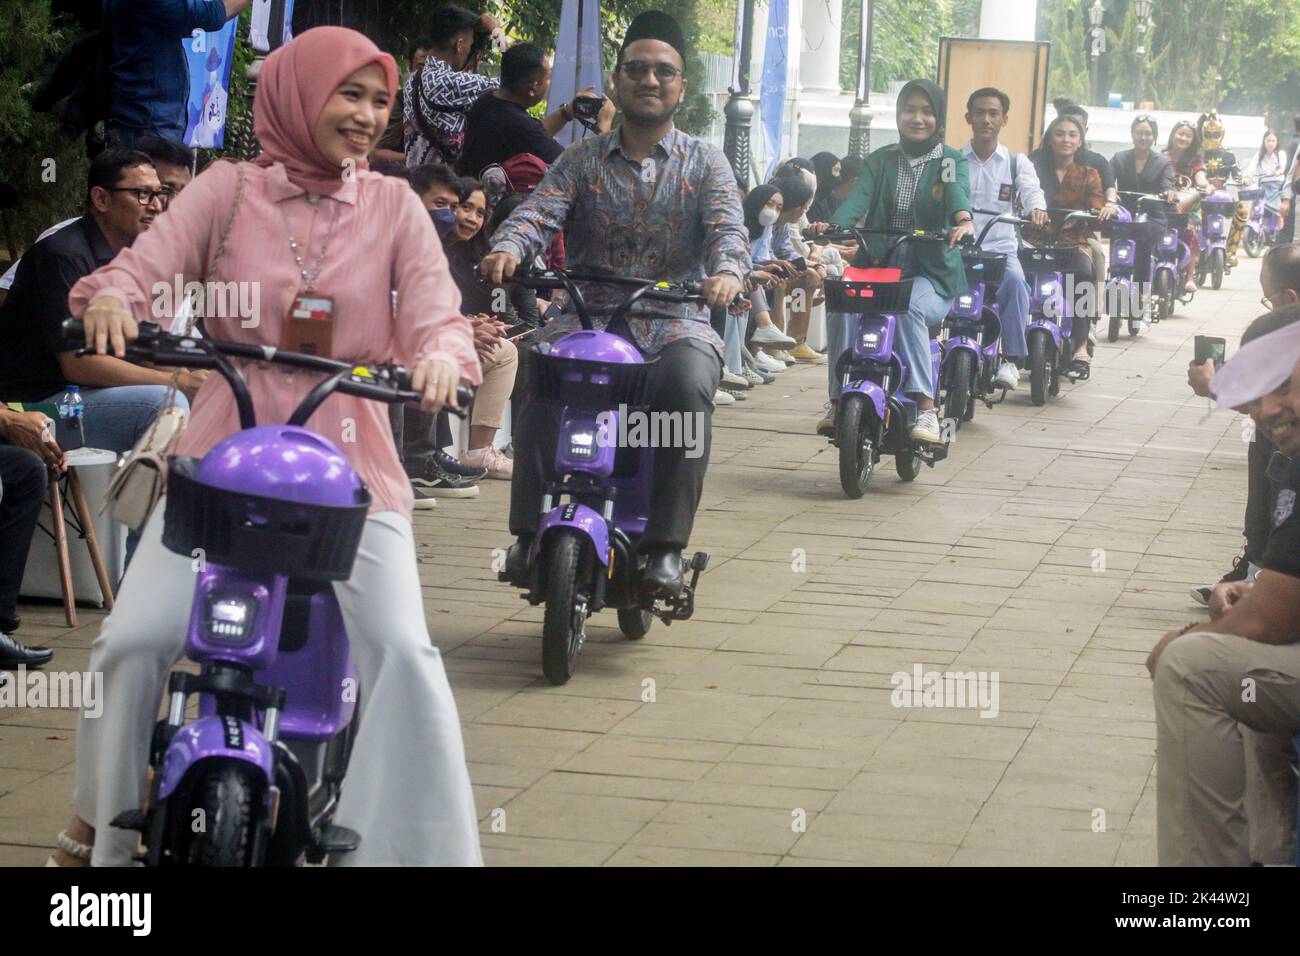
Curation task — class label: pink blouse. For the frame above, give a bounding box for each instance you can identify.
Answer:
[68,159,481,520]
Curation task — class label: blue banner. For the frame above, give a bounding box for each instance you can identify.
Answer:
[182,19,238,149]
[760,0,789,181]
[548,0,604,148]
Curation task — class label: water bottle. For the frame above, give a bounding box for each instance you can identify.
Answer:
[58,384,85,451]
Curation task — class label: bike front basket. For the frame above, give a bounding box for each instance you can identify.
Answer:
[1164,212,1190,231]
[962,251,1006,288]
[161,458,370,580]
[528,348,655,410]
[1237,187,1264,201]
[1018,244,1082,274]
[824,275,914,314]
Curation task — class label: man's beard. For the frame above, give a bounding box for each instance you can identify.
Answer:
[622,93,677,127]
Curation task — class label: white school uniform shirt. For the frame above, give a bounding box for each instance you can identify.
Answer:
[962,142,1046,256]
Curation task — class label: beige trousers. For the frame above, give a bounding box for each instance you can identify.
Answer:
[1154,630,1300,865]
[472,338,518,432]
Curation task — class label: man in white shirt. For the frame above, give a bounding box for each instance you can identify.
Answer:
[962,88,1049,390]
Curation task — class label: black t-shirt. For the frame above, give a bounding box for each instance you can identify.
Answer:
[0,216,116,402]
[1263,456,1300,579]
[1030,145,1115,192]
[457,91,563,178]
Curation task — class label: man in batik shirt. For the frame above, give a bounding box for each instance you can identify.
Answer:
[482,11,749,596]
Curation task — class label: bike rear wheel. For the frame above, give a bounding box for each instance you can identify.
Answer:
[1152,270,1173,321]
[1211,248,1225,290]
[1244,228,1264,258]
[617,607,654,640]
[1107,315,1121,343]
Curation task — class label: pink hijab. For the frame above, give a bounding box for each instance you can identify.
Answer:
[253,26,398,195]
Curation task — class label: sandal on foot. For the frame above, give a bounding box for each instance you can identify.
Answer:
[46,829,93,866]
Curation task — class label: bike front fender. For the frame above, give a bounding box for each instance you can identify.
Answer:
[841,380,887,423]
[536,503,610,567]
[158,715,274,800]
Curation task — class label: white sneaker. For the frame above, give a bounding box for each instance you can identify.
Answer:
[910,409,942,444]
[411,487,437,509]
[721,369,752,389]
[750,325,797,347]
[994,361,1020,390]
[753,351,786,373]
[770,349,797,366]
[713,388,736,406]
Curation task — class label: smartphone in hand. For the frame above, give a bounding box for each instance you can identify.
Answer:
[1194,335,1227,370]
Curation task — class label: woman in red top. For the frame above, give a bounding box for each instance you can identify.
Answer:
[52,28,484,867]
[1028,114,1107,374]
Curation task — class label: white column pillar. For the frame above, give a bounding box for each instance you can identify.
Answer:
[799,0,843,96]
[978,0,1037,42]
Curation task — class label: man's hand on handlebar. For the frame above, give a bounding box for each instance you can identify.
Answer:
[947,218,975,248]
[410,355,462,413]
[701,272,743,311]
[479,250,520,287]
[1029,208,1050,228]
[82,294,138,357]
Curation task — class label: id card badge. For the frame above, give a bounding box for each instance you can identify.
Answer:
[998,182,1014,203]
[283,292,335,357]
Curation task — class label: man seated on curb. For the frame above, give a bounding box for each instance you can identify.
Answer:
[0,149,199,452]
[1187,243,1300,603]
[1148,304,1300,866]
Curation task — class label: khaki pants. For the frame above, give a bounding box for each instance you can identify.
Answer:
[1154,630,1300,865]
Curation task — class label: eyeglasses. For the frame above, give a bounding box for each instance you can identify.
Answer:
[108,187,166,207]
[619,60,682,82]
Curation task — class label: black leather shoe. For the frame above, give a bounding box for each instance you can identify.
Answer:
[503,535,534,585]
[0,614,19,634]
[0,632,53,668]
[641,548,685,598]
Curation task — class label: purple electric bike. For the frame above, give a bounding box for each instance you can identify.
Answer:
[1241,184,1283,258]
[63,318,471,866]
[499,270,716,685]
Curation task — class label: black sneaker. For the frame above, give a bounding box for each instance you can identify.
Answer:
[407,455,480,498]
[1219,554,1251,584]
[433,448,487,481]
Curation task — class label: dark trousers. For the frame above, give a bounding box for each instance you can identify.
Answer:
[509,335,722,552]
[396,406,453,467]
[1244,432,1279,563]
[0,445,48,620]
[1069,248,1096,351]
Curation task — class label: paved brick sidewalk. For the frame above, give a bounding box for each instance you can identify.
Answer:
[1,258,1262,865]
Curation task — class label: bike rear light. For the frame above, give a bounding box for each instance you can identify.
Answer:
[205,595,256,642]
[844,266,902,282]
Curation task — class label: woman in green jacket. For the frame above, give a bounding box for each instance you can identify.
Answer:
[827,79,973,444]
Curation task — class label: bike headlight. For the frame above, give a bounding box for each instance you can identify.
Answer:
[859,329,882,350]
[205,596,256,642]
[1116,246,1131,260]
[567,431,595,458]
[1039,282,1056,296]
[957,294,974,309]
[1160,235,1175,248]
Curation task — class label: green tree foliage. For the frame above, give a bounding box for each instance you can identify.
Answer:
[840,0,982,94]
[0,0,89,257]
[1038,0,1300,120]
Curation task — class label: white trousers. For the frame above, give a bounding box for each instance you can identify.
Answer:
[74,508,483,866]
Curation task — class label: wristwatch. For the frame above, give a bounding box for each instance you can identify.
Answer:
[561,102,574,122]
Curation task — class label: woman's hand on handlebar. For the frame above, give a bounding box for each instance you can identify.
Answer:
[947,218,975,248]
[1097,202,1119,223]
[410,355,462,414]
[82,294,138,357]
[479,251,520,286]
[701,271,744,311]
[804,221,830,237]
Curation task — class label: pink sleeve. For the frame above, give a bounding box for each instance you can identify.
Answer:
[388,183,482,385]
[68,160,232,323]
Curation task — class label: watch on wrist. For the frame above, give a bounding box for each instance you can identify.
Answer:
[561,102,574,122]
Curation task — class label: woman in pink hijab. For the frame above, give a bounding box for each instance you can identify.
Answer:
[54,27,483,866]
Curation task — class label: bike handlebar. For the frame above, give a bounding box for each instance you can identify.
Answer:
[62,318,474,431]
[501,267,729,332]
